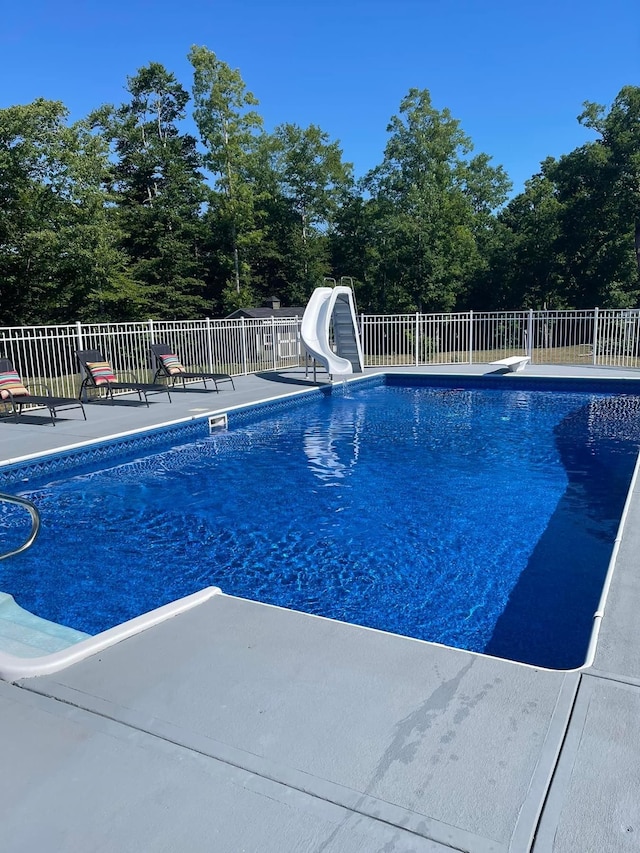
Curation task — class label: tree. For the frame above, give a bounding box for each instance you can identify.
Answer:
[189,45,263,299]
[475,86,640,311]
[251,122,352,303]
[330,194,385,311]
[581,86,640,274]
[362,89,510,312]
[91,62,209,318]
[480,170,564,309]
[0,99,127,324]
[549,87,640,307]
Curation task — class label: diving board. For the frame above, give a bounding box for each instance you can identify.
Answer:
[490,356,530,373]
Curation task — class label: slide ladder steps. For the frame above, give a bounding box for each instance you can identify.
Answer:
[332,296,363,373]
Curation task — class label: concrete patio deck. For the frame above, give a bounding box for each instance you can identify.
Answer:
[1,364,640,852]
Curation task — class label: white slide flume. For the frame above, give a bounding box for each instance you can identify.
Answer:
[300,286,364,378]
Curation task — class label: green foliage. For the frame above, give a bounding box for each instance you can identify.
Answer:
[0,99,132,323]
[486,88,640,310]
[1,60,638,326]
[356,88,510,312]
[189,45,264,297]
[220,280,258,314]
[479,172,564,309]
[248,122,354,303]
[90,62,210,318]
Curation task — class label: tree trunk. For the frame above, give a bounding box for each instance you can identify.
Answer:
[224,141,241,294]
[231,223,240,293]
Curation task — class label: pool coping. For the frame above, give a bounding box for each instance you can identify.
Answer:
[2,368,639,679]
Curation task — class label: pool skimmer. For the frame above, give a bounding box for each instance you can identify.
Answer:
[208,413,228,432]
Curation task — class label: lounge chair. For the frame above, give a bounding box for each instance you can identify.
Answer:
[76,350,172,406]
[0,358,86,426]
[150,343,235,392]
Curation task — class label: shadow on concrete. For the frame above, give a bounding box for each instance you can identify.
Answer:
[0,414,58,427]
[155,387,220,395]
[255,371,328,388]
[85,399,162,408]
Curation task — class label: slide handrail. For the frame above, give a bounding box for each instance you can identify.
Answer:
[0,492,41,561]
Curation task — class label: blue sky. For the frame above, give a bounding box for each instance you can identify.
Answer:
[2,0,638,195]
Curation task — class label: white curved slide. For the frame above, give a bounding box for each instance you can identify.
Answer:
[300,286,363,378]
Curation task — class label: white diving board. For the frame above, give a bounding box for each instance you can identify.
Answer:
[490,356,530,373]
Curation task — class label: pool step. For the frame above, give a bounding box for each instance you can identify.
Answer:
[0,592,90,658]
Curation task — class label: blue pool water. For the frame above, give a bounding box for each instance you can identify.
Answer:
[2,379,640,668]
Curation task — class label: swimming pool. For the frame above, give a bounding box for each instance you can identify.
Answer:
[2,375,640,669]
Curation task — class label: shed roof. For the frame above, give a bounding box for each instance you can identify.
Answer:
[225,307,305,319]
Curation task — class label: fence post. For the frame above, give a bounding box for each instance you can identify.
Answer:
[468,310,473,364]
[206,317,213,372]
[145,319,154,374]
[527,309,533,361]
[415,312,420,366]
[75,321,83,355]
[75,321,85,398]
[241,318,248,375]
[592,307,599,365]
[271,317,277,370]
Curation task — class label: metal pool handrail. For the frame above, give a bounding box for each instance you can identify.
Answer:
[0,492,41,561]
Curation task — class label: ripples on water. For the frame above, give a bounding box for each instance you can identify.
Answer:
[3,385,640,668]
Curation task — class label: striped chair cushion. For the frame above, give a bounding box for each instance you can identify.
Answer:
[159,354,185,375]
[0,370,29,400]
[86,361,117,386]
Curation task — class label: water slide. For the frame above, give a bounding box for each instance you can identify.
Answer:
[300,286,364,378]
